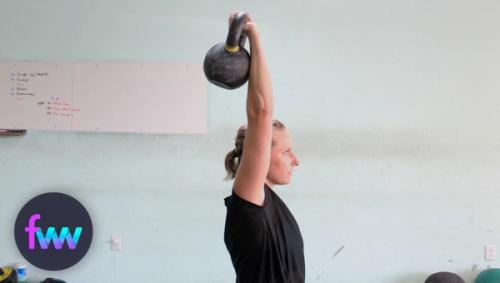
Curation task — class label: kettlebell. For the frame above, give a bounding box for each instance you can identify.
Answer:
[203,12,250,90]
[424,272,465,283]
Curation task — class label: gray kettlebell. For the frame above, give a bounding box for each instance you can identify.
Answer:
[203,12,250,90]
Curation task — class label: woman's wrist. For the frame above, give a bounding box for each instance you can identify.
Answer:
[245,23,259,41]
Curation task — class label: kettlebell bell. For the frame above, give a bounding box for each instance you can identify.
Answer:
[424,272,465,283]
[203,12,250,90]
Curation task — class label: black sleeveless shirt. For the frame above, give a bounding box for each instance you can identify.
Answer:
[224,185,305,283]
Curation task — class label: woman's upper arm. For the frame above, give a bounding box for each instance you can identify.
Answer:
[232,113,272,206]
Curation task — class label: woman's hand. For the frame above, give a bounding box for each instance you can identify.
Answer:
[228,12,259,41]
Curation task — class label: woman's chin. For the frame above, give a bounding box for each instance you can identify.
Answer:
[281,177,292,185]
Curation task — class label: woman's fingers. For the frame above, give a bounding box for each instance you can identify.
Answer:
[227,12,257,39]
[228,12,252,27]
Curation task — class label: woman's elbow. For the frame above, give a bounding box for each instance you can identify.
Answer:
[248,107,273,121]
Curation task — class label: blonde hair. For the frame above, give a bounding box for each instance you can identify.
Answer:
[224,119,285,180]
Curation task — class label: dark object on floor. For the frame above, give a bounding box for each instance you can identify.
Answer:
[0,267,17,283]
[425,271,465,283]
[41,279,66,283]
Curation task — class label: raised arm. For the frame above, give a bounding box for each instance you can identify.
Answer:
[232,15,274,206]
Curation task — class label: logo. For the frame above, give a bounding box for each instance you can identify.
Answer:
[14,192,93,270]
[25,214,83,250]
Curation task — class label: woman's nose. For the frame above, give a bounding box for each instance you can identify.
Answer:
[292,153,299,166]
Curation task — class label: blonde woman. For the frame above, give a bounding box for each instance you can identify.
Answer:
[223,13,305,283]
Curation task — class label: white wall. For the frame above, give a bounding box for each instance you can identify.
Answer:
[1,0,500,282]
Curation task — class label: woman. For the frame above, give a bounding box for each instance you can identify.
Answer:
[223,13,305,283]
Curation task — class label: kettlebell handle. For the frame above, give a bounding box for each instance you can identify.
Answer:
[224,12,250,53]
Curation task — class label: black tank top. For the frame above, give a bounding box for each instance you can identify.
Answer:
[224,184,305,283]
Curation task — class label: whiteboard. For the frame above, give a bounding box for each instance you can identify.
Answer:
[0,63,207,134]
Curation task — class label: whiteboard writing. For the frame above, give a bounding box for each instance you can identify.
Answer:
[44,96,81,118]
[0,63,207,134]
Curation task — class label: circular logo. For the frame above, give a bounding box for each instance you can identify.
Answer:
[14,192,93,270]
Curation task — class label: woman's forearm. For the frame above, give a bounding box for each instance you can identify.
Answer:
[246,30,274,121]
